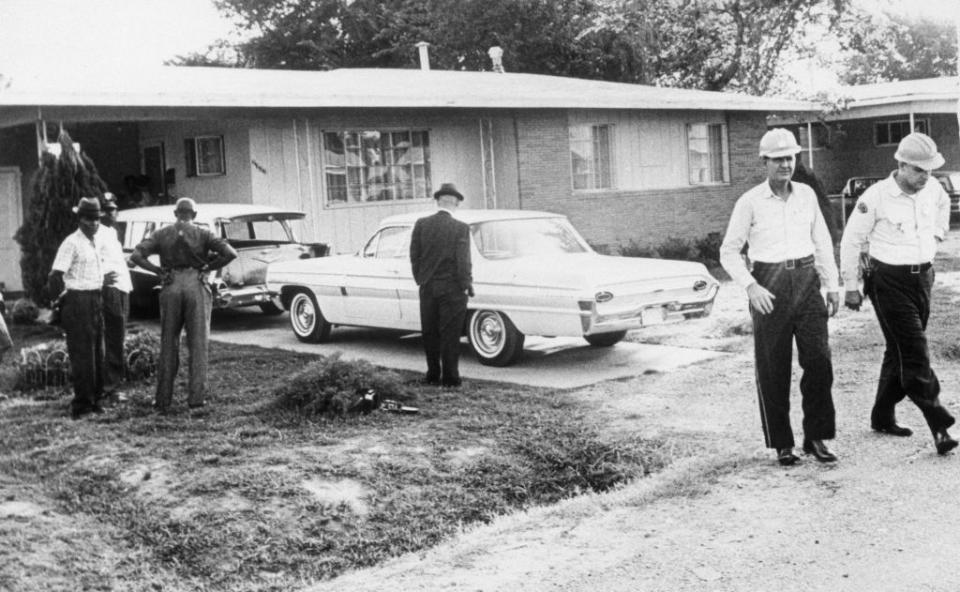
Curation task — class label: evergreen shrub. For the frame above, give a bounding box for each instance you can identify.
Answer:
[14,130,108,305]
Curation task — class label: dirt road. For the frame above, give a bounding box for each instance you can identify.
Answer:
[306,270,960,592]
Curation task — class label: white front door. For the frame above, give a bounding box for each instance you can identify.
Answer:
[0,167,23,292]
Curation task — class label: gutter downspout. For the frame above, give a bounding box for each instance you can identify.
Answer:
[806,121,814,170]
[35,107,43,164]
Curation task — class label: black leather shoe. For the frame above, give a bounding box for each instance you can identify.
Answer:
[441,380,462,389]
[419,374,440,386]
[802,439,838,463]
[933,429,958,455]
[777,448,800,466]
[872,423,913,437]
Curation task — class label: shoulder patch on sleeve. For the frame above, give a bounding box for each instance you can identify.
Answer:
[857,202,868,213]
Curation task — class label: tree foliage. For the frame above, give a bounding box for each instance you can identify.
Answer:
[175,0,849,94]
[14,130,108,305]
[835,9,957,84]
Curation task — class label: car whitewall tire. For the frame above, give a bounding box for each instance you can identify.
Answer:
[468,310,525,367]
[289,290,332,343]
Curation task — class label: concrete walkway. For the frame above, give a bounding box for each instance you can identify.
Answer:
[131,308,725,390]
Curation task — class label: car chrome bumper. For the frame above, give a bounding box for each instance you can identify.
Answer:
[580,284,719,335]
[213,285,277,309]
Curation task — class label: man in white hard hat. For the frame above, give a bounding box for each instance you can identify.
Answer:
[840,132,956,455]
[720,128,840,466]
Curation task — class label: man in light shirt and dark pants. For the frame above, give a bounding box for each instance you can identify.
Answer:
[48,197,116,419]
[720,129,840,466]
[840,132,957,455]
[99,193,132,405]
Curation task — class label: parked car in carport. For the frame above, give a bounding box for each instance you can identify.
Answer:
[266,209,720,367]
[831,171,960,225]
[116,204,328,314]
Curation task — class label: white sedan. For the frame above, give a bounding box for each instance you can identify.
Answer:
[266,210,719,367]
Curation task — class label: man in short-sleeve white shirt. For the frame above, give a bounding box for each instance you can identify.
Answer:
[840,132,957,455]
[48,197,116,419]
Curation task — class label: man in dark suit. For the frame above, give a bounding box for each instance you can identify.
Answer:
[410,183,474,388]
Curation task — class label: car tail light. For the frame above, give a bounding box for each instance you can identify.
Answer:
[595,291,614,303]
[693,280,709,292]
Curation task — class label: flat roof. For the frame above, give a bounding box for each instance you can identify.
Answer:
[0,64,814,112]
[839,76,959,106]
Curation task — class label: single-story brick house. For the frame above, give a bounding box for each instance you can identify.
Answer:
[771,76,959,195]
[0,64,812,293]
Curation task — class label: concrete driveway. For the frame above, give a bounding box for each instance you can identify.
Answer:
[134,307,725,389]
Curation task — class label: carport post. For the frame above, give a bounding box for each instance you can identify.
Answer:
[34,108,43,164]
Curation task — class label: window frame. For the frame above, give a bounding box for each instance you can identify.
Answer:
[686,122,730,186]
[569,123,615,192]
[184,135,226,177]
[874,119,929,147]
[321,128,433,206]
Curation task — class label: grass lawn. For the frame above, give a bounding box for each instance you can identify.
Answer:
[0,325,678,592]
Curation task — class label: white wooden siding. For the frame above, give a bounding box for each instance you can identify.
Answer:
[142,112,517,255]
[139,120,253,204]
[567,109,727,191]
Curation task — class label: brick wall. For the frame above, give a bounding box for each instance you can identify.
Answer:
[515,110,768,251]
[810,114,960,195]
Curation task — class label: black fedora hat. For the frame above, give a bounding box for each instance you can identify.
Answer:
[433,183,464,201]
[72,196,102,217]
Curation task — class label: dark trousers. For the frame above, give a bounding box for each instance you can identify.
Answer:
[157,269,212,408]
[419,280,468,385]
[750,263,835,449]
[867,264,954,431]
[102,286,129,394]
[61,290,104,413]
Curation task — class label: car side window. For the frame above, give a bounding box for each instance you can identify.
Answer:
[362,227,409,259]
[124,221,156,249]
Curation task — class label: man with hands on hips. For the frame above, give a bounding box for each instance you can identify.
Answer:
[720,128,840,466]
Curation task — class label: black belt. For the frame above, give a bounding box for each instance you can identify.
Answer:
[870,258,932,275]
[169,266,199,271]
[753,254,815,270]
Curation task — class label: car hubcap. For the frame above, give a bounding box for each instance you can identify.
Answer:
[293,295,315,334]
[472,311,505,356]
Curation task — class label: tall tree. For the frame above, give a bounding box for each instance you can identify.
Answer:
[835,9,957,84]
[586,0,850,93]
[178,0,849,94]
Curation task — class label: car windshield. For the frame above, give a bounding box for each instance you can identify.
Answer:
[471,217,589,260]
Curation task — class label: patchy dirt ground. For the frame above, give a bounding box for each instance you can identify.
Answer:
[4,243,960,591]
[304,262,960,591]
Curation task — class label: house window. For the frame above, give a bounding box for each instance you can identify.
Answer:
[322,130,432,204]
[687,123,729,185]
[184,136,225,176]
[875,119,928,146]
[570,124,614,190]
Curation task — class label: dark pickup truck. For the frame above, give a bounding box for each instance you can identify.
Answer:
[830,171,960,226]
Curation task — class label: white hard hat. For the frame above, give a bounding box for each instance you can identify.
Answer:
[759,128,802,158]
[894,132,945,171]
